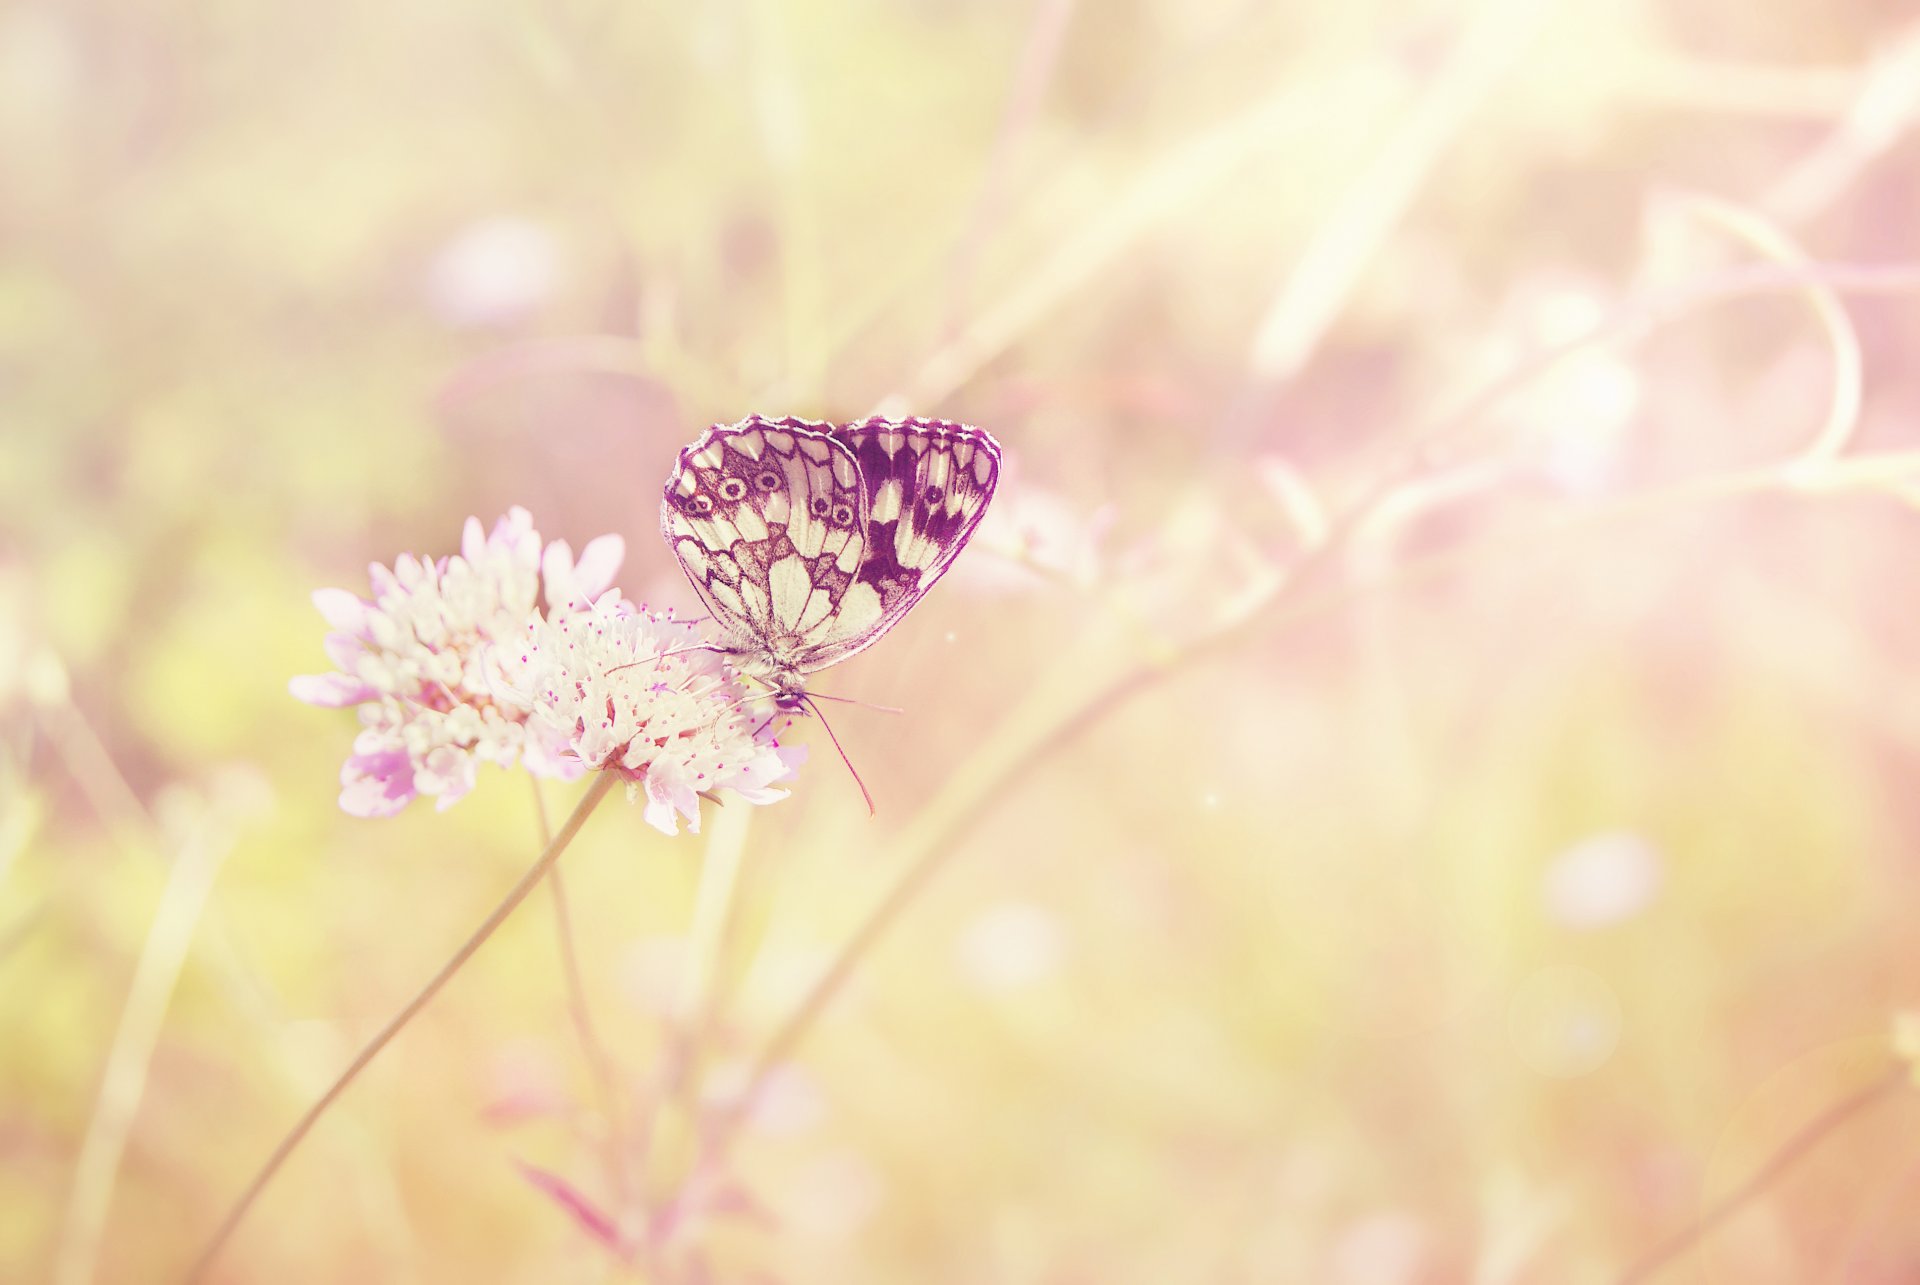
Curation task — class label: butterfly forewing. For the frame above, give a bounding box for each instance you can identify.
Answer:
[660,417,868,656]
[794,417,1001,670]
[662,413,1001,683]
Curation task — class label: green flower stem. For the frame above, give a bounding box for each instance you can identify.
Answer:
[184,771,618,1283]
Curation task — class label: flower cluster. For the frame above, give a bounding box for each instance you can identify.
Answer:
[494,603,802,835]
[292,508,795,828]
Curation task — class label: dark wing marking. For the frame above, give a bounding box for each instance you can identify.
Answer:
[790,416,1001,671]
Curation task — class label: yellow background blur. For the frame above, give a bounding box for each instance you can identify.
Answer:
[8,0,1920,1281]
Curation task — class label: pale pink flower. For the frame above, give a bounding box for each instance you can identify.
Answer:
[1541,831,1663,929]
[291,507,624,817]
[424,215,562,328]
[1477,272,1643,493]
[495,602,803,835]
[954,901,1065,991]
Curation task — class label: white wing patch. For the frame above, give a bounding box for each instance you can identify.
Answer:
[768,554,813,629]
[870,478,903,522]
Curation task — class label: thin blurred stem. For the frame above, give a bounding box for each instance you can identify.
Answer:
[36,696,418,1268]
[1762,21,1920,224]
[645,803,753,1205]
[1663,194,1861,468]
[185,772,618,1283]
[533,778,632,1219]
[721,254,1920,1185]
[708,819,963,1155]
[1822,1155,1920,1284]
[1624,56,1862,118]
[34,701,278,1031]
[1616,1065,1909,1284]
[1248,0,1553,380]
[0,900,45,966]
[766,0,1281,405]
[709,438,1920,1160]
[897,65,1349,409]
[705,537,1344,1156]
[32,698,158,842]
[56,819,228,1285]
[943,0,1078,332]
[673,803,753,1073]
[1388,259,1920,488]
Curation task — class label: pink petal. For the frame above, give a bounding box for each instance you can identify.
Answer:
[571,534,624,600]
[540,539,576,605]
[491,507,538,557]
[290,673,376,708]
[642,791,679,836]
[321,631,364,671]
[642,773,697,835]
[338,777,413,818]
[462,514,486,563]
[311,587,369,634]
[515,1161,625,1255]
[522,735,588,782]
[339,745,418,817]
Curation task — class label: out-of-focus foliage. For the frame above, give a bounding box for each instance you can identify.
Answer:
[8,0,1920,1281]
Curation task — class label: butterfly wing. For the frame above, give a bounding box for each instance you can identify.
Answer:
[660,416,870,660]
[789,416,1002,672]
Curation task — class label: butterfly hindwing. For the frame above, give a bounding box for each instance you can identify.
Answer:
[790,417,1001,671]
[660,416,868,654]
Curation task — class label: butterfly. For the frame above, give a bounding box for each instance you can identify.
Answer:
[660,413,1001,717]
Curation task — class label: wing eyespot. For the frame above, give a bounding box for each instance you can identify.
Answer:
[687,493,715,515]
[809,495,832,518]
[754,470,782,491]
[921,483,944,505]
[830,501,856,528]
[718,477,748,502]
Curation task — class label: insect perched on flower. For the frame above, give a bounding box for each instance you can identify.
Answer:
[660,415,1001,801]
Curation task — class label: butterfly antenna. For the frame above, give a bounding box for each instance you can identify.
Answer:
[802,691,904,715]
[799,694,875,816]
[602,643,733,677]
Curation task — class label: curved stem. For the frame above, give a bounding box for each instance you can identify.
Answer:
[535,780,631,1216]
[1385,259,1920,489]
[1617,1065,1908,1284]
[708,443,1920,1159]
[57,820,227,1285]
[712,257,1920,1183]
[184,772,618,1283]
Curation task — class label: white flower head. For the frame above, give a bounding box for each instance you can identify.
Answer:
[496,602,803,835]
[291,507,625,817]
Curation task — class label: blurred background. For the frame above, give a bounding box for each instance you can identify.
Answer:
[8,0,1920,1280]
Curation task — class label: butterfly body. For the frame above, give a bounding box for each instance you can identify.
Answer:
[662,414,1001,704]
